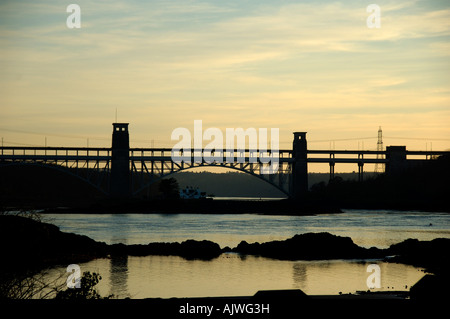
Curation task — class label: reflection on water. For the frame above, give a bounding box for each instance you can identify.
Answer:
[110,256,129,298]
[38,210,446,298]
[292,263,307,288]
[57,254,425,299]
[107,233,129,297]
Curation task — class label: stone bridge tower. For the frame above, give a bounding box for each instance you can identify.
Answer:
[291,132,308,200]
[110,123,130,198]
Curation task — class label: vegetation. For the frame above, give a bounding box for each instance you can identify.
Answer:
[309,155,450,211]
[1,154,448,208]
[0,164,105,208]
[1,269,112,300]
[0,207,113,300]
[0,207,43,222]
[55,271,113,300]
[158,177,180,199]
[0,269,64,299]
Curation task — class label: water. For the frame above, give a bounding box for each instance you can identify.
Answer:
[42,209,450,249]
[39,209,449,298]
[42,255,424,299]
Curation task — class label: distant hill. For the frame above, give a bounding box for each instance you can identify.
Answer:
[3,156,446,211]
[171,171,377,198]
[308,154,450,212]
[173,171,286,198]
[0,165,106,208]
[0,163,373,205]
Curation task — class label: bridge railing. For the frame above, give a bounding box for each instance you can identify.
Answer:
[2,146,448,163]
[306,149,449,163]
[2,146,448,196]
[129,148,293,164]
[0,147,112,170]
[0,146,110,156]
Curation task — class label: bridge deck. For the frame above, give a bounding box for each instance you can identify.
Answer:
[2,146,448,197]
[1,147,448,164]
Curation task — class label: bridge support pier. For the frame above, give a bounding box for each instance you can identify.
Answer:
[329,162,335,181]
[110,123,131,198]
[358,162,364,182]
[291,132,308,200]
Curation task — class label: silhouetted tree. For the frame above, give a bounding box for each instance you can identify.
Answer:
[55,271,113,300]
[158,178,180,199]
[310,181,326,194]
[0,269,66,299]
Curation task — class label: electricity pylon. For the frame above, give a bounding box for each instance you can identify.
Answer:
[374,126,384,173]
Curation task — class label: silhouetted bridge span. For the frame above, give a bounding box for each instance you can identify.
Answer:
[1,124,448,199]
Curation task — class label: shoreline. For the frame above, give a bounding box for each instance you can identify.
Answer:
[7,198,449,216]
[37,198,345,216]
[1,214,449,301]
[2,214,448,268]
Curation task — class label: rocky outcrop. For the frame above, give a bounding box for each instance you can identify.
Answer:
[386,238,450,276]
[0,215,108,273]
[2,215,449,275]
[109,240,222,260]
[232,232,385,260]
[0,215,224,275]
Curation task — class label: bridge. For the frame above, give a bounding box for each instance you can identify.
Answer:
[1,123,448,199]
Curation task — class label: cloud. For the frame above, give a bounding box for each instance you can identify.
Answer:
[1,0,449,152]
[3,1,450,68]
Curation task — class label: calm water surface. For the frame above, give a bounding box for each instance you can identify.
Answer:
[43,209,450,248]
[41,209,449,298]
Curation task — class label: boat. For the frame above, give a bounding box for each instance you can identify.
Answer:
[179,186,207,199]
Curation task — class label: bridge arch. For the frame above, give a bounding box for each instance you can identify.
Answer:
[0,162,109,196]
[132,162,290,197]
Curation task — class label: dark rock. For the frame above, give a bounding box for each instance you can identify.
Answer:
[109,243,129,255]
[410,274,450,300]
[221,246,232,253]
[179,240,222,260]
[0,215,108,273]
[386,238,450,275]
[109,239,222,260]
[3,214,449,286]
[233,232,385,260]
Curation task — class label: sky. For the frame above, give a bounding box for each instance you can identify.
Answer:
[1,0,450,159]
